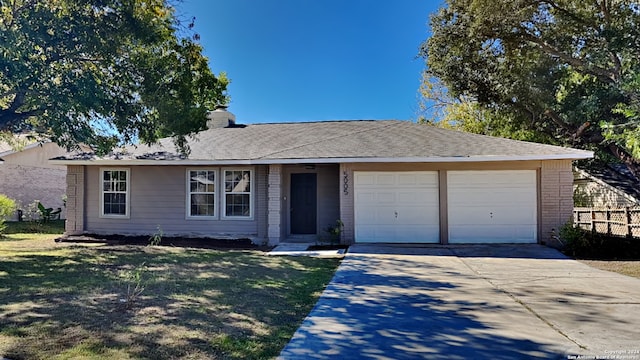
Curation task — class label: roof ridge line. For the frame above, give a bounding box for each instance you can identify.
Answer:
[256,121,400,159]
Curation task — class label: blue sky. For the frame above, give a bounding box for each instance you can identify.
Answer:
[177,0,440,124]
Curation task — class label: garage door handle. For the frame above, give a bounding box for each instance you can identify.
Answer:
[394,211,398,218]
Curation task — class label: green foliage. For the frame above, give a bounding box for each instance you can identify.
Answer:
[322,219,344,245]
[0,0,228,154]
[558,220,640,259]
[148,225,163,246]
[37,202,61,222]
[119,262,147,310]
[421,0,640,175]
[0,194,17,234]
[573,186,594,208]
[559,221,590,254]
[3,220,65,234]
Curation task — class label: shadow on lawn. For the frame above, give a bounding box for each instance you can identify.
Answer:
[0,247,338,359]
[280,255,572,360]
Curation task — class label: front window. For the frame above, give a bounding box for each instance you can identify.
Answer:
[224,170,252,218]
[101,169,129,217]
[188,170,216,217]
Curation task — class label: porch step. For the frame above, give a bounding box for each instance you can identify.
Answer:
[269,243,310,253]
[266,243,345,257]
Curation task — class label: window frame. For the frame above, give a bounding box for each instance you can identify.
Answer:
[99,168,130,219]
[186,168,218,220]
[222,168,254,220]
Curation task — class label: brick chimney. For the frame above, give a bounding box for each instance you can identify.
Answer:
[206,105,236,129]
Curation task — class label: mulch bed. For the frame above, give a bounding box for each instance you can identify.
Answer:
[56,234,271,251]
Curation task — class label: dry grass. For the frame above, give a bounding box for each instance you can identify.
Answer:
[579,260,640,279]
[0,235,340,359]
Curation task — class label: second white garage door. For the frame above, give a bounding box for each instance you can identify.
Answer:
[354,171,439,243]
[447,170,537,244]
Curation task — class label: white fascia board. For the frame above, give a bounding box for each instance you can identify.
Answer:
[49,151,594,166]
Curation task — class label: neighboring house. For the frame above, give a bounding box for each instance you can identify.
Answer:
[0,137,72,220]
[52,108,593,245]
[573,165,640,207]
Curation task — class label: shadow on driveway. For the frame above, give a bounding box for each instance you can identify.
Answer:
[280,248,578,359]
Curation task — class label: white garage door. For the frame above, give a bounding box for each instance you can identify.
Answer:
[448,170,537,244]
[354,171,439,243]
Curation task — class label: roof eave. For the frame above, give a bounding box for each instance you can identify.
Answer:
[49,152,594,166]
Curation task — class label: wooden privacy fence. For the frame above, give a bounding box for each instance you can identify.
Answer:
[573,207,640,238]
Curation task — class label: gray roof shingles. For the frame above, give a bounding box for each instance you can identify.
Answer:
[55,120,592,162]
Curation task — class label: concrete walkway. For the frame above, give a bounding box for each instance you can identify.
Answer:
[279,244,640,360]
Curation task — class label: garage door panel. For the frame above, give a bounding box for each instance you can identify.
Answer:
[395,206,439,223]
[376,174,395,185]
[355,173,376,186]
[449,225,536,243]
[356,224,440,243]
[355,207,397,224]
[448,170,537,244]
[398,190,432,203]
[354,171,439,243]
[449,209,535,226]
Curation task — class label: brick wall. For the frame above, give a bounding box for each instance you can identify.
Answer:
[0,143,70,220]
[65,165,85,235]
[540,160,574,242]
[267,164,282,245]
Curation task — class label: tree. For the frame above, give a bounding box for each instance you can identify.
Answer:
[420,0,640,177]
[0,0,228,154]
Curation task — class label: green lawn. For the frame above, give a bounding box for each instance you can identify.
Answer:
[0,233,340,359]
[3,220,66,234]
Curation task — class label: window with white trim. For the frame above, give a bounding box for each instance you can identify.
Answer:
[223,169,252,218]
[188,169,216,217]
[101,169,129,217]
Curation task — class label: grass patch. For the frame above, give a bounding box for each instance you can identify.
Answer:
[0,236,340,359]
[579,260,640,279]
[3,220,65,234]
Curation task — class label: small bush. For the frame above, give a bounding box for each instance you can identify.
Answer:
[0,194,17,235]
[559,220,640,260]
[559,220,590,255]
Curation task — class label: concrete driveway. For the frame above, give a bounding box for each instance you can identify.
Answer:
[279,244,640,360]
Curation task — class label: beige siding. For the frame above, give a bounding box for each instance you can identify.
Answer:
[340,163,355,244]
[282,164,340,239]
[342,160,575,244]
[318,165,340,236]
[0,142,70,220]
[573,172,639,207]
[67,159,575,245]
[83,165,268,242]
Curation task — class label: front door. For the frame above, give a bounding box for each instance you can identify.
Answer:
[290,173,317,234]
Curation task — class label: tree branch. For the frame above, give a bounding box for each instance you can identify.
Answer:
[543,108,573,132]
[521,33,618,83]
[608,143,640,179]
[538,0,590,25]
[0,108,42,130]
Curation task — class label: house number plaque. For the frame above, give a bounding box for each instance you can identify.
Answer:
[343,171,349,195]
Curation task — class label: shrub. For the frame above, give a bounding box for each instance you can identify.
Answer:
[0,194,17,234]
[559,220,590,255]
[559,220,640,260]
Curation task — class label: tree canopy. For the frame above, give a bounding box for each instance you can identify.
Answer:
[0,0,228,154]
[420,0,640,176]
